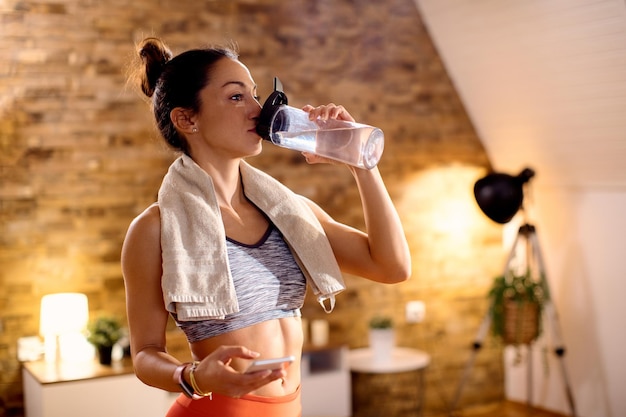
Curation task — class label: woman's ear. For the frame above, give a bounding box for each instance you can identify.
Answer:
[170,108,196,133]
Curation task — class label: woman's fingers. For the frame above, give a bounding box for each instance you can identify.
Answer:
[193,346,287,398]
[302,103,355,122]
[213,345,260,364]
[301,152,339,166]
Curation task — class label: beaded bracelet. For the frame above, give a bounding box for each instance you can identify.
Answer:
[189,361,213,400]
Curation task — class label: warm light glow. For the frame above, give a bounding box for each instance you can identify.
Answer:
[397,165,495,243]
[40,293,91,362]
[395,165,505,287]
[40,293,89,336]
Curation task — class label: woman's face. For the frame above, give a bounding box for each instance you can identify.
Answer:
[190,57,263,159]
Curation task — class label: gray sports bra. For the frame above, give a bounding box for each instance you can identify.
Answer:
[172,224,306,343]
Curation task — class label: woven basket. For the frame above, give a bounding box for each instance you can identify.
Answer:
[503,298,539,345]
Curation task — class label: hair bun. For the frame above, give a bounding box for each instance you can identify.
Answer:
[138,37,173,97]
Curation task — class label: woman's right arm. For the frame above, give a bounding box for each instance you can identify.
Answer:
[121,204,181,391]
[121,204,285,396]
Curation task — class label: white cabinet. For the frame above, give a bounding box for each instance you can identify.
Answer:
[301,345,351,417]
[23,348,352,417]
[22,360,170,417]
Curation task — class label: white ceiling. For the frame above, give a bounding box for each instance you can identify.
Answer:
[415,0,626,190]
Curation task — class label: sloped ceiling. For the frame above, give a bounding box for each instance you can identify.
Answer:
[415,0,626,189]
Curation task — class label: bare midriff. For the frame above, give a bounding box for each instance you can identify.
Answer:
[188,316,303,397]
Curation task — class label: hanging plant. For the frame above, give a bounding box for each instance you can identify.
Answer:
[488,271,545,346]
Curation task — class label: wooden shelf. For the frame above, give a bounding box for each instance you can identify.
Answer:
[23,359,134,385]
[22,359,170,417]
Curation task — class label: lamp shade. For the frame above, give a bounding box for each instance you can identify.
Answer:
[473,168,535,224]
[40,293,89,336]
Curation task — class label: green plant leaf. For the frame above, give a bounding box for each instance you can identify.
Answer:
[369,315,393,329]
[87,316,122,347]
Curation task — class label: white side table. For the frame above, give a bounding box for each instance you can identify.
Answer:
[348,347,431,417]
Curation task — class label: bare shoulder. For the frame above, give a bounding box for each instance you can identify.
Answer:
[126,203,160,237]
[122,203,161,266]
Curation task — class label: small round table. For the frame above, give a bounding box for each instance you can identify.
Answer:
[348,347,431,417]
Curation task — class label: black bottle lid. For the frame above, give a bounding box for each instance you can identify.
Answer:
[256,77,289,141]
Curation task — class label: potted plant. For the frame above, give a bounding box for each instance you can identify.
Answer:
[87,316,122,365]
[368,315,394,363]
[488,271,545,348]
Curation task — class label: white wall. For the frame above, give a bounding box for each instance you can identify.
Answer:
[574,192,626,417]
[415,0,626,415]
[503,188,626,417]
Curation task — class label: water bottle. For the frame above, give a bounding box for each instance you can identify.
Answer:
[256,78,385,170]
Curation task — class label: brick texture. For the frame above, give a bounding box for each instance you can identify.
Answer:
[0,0,503,415]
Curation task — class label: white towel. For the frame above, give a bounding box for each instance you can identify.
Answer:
[158,154,345,321]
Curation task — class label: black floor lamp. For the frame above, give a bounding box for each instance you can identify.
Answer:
[450,168,577,417]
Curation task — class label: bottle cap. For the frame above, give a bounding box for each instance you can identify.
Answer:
[256,77,289,141]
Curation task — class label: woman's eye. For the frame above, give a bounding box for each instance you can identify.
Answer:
[230,93,260,102]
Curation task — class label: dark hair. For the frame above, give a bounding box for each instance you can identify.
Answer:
[136,37,239,154]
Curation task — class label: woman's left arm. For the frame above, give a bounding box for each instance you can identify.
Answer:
[303,166,411,284]
[302,103,411,283]
[300,103,411,284]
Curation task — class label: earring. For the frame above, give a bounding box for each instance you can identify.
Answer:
[192,127,198,133]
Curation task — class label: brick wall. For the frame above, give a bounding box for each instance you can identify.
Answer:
[0,0,504,415]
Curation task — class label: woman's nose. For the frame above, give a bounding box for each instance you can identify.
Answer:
[250,99,262,118]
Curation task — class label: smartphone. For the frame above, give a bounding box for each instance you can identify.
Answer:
[245,355,296,373]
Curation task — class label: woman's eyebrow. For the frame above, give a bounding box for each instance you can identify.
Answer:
[221,80,257,90]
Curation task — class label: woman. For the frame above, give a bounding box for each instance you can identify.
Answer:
[121,37,411,417]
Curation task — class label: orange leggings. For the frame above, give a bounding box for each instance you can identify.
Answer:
[166,386,301,417]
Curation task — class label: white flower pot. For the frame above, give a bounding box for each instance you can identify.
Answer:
[369,328,395,364]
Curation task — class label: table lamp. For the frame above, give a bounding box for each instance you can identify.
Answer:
[39,292,89,363]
